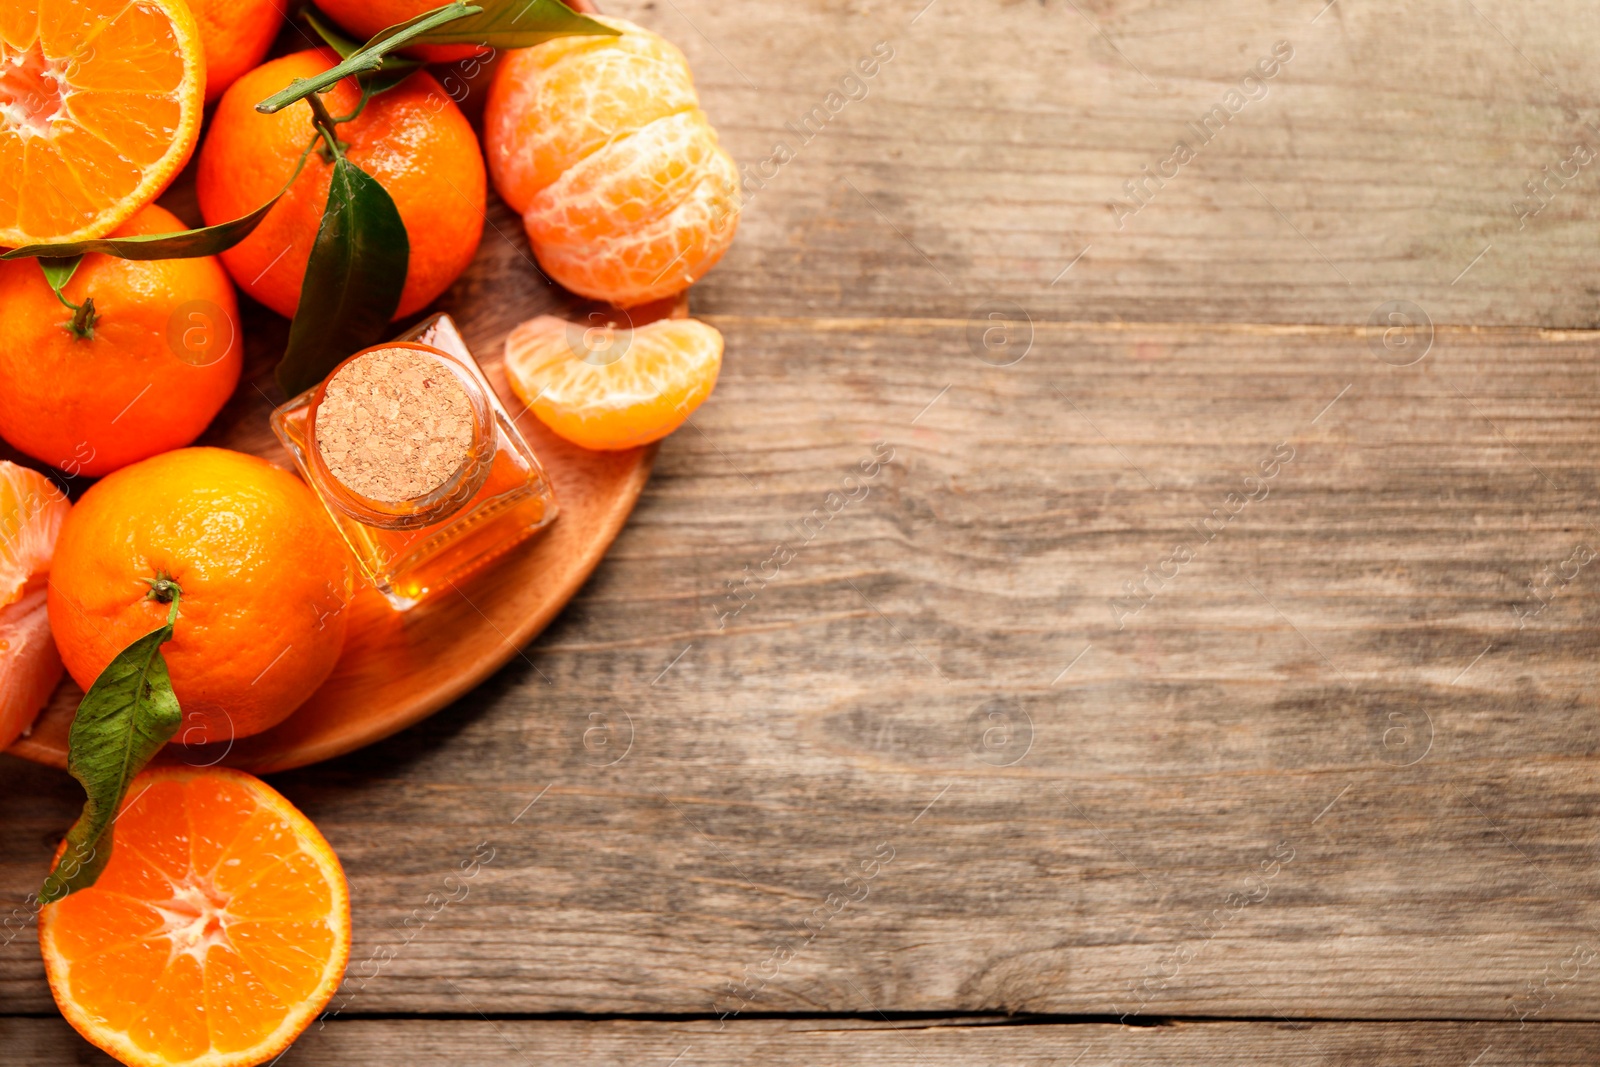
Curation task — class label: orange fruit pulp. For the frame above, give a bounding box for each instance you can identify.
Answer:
[47,448,352,746]
[197,49,487,321]
[40,766,351,1067]
[0,203,243,479]
[0,460,69,751]
[505,313,723,450]
[484,16,741,308]
[0,0,205,246]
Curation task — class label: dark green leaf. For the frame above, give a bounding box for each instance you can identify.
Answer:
[305,5,422,98]
[408,0,617,47]
[256,3,482,113]
[276,158,409,396]
[361,60,424,97]
[5,201,278,262]
[40,597,183,905]
[4,146,315,263]
[304,6,363,57]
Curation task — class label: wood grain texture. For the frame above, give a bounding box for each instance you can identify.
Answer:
[6,319,1599,1022]
[6,1017,1600,1066]
[608,0,1600,327]
[7,0,1600,1059]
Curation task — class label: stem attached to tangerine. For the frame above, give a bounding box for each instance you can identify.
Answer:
[64,296,98,340]
[142,576,182,608]
[305,92,349,164]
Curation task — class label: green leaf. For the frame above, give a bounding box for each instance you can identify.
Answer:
[38,256,82,293]
[305,6,423,97]
[406,0,617,47]
[256,4,483,114]
[304,6,363,57]
[4,145,315,263]
[5,202,279,262]
[40,595,183,905]
[276,158,409,396]
[361,60,425,97]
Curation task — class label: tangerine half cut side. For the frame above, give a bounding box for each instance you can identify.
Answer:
[0,0,205,246]
[40,767,351,1067]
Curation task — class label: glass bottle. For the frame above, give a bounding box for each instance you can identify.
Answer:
[272,313,558,610]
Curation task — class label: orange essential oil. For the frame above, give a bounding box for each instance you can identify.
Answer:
[272,314,558,610]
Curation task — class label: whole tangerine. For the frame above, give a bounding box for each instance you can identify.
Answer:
[0,204,242,480]
[187,0,283,103]
[484,17,741,307]
[47,448,353,745]
[196,50,487,320]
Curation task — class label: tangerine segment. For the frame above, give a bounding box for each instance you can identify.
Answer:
[0,584,63,751]
[505,313,723,450]
[530,145,739,308]
[0,460,68,751]
[40,767,351,1067]
[484,16,697,215]
[0,460,68,606]
[0,0,204,246]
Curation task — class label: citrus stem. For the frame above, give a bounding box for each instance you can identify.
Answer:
[305,93,348,163]
[143,576,182,607]
[64,296,97,340]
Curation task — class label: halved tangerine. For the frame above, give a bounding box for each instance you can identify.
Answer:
[40,767,351,1067]
[0,0,205,246]
[505,313,723,450]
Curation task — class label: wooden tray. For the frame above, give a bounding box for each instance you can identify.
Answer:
[6,0,658,774]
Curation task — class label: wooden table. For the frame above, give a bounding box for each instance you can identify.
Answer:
[7,0,1600,1061]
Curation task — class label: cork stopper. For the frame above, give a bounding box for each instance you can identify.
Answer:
[314,346,476,504]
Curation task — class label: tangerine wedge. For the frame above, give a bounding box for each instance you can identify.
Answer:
[0,460,69,750]
[40,767,351,1067]
[505,313,723,450]
[0,0,205,246]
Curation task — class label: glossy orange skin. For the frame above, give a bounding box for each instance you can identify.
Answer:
[47,448,353,745]
[313,0,488,63]
[0,205,242,479]
[196,50,486,320]
[187,0,282,103]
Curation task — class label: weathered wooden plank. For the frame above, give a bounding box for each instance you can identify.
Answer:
[582,0,1600,327]
[5,1016,1600,1066]
[5,319,1599,1020]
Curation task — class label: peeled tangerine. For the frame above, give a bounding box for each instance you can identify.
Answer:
[485,17,741,307]
[506,314,723,450]
[0,461,70,751]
